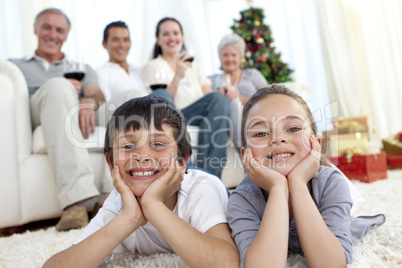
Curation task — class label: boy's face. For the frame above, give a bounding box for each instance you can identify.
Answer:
[243,94,314,176]
[110,123,182,197]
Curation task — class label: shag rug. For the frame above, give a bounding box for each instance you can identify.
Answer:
[1,170,401,268]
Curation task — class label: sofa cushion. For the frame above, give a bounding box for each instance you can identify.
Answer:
[32,125,106,154]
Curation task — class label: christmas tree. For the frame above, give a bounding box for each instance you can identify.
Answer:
[231,7,294,83]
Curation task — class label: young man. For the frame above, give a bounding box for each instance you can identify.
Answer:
[95,21,173,127]
[44,95,239,267]
[9,8,110,231]
[96,21,147,102]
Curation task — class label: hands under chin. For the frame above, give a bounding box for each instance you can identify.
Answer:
[112,166,148,227]
[139,158,184,216]
[287,135,322,186]
[242,148,288,193]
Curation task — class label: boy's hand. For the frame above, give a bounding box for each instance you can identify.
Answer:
[243,148,288,193]
[141,157,183,212]
[113,165,147,227]
[288,135,321,185]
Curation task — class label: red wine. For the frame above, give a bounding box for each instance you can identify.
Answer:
[64,72,85,81]
[150,84,168,90]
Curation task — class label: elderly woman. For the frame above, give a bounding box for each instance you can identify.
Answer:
[209,33,269,148]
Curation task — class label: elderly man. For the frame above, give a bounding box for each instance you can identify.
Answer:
[10,8,111,231]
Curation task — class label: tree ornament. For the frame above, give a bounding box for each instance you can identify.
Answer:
[231,7,294,83]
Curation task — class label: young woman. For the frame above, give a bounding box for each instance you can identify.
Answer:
[141,17,230,179]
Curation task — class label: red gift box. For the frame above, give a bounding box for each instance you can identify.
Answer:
[329,152,387,183]
[387,155,402,169]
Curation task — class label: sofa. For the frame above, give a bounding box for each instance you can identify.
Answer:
[0,59,245,229]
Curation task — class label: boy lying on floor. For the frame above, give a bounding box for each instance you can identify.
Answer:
[44,95,239,267]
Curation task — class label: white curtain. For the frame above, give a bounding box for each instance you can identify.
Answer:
[1,0,400,141]
[317,0,402,140]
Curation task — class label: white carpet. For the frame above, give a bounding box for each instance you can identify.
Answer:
[1,170,401,268]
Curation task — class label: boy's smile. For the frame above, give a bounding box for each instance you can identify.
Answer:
[112,123,180,197]
[244,94,313,176]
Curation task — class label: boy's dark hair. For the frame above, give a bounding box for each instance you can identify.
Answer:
[103,21,129,42]
[104,95,192,166]
[241,84,330,166]
[152,17,184,59]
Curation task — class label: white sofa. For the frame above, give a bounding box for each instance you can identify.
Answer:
[0,59,113,229]
[0,59,245,229]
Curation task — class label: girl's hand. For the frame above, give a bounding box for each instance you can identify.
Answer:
[288,135,321,185]
[112,165,147,226]
[243,148,288,193]
[141,156,184,211]
[175,51,192,80]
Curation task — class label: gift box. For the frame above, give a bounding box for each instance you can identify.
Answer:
[322,132,369,157]
[333,116,368,129]
[382,133,402,157]
[323,126,369,136]
[329,152,387,183]
[387,155,402,169]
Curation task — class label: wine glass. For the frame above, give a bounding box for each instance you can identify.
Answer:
[149,69,168,91]
[64,60,86,81]
[180,41,195,62]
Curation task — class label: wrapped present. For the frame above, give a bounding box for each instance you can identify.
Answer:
[387,155,402,169]
[333,116,368,129]
[322,132,369,157]
[323,125,369,136]
[329,152,387,183]
[382,133,402,157]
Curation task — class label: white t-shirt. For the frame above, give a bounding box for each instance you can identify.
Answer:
[97,62,148,101]
[141,56,211,109]
[75,169,228,255]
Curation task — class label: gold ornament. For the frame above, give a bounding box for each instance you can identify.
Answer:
[246,0,253,4]
[254,20,261,26]
[241,58,247,64]
[256,37,264,44]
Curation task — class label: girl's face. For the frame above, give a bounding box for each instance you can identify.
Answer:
[243,94,314,176]
[157,20,183,56]
[220,44,241,73]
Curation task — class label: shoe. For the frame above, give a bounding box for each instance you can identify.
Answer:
[91,202,103,219]
[55,205,88,232]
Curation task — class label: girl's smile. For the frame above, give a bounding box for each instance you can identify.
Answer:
[244,94,313,176]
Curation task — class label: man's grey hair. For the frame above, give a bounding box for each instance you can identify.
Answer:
[35,8,71,32]
[218,33,246,60]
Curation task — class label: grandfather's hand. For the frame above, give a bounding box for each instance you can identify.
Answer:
[79,97,96,139]
[66,78,83,96]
